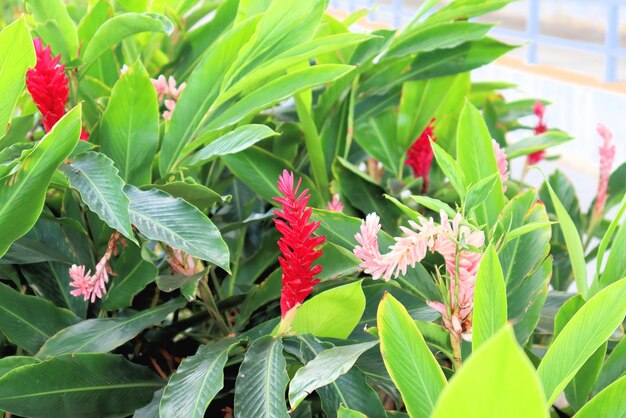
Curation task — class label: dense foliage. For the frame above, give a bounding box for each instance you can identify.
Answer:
[0,0,624,417]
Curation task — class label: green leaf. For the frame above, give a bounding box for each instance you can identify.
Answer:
[431,326,548,418]
[185,124,278,167]
[387,22,493,58]
[160,338,241,418]
[543,172,589,297]
[456,101,505,228]
[465,173,500,214]
[595,194,626,288]
[377,293,446,418]
[223,146,318,206]
[102,244,159,310]
[289,341,378,410]
[36,299,184,358]
[125,186,230,272]
[82,12,173,70]
[26,0,78,61]
[473,245,507,350]
[431,141,466,197]
[599,200,626,289]
[291,281,366,339]
[574,375,626,418]
[410,195,456,218]
[353,110,401,176]
[0,356,40,378]
[0,106,81,258]
[0,276,79,355]
[148,182,230,211]
[132,388,162,418]
[0,353,162,418]
[537,277,626,405]
[99,61,158,186]
[594,336,626,395]
[337,406,366,418]
[205,64,354,131]
[60,151,135,242]
[0,18,35,135]
[235,336,289,418]
[505,131,573,158]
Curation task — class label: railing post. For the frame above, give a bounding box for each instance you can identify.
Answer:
[392,0,403,27]
[605,2,619,82]
[527,0,539,64]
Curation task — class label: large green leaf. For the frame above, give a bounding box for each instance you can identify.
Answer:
[26,0,78,61]
[289,341,378,410]
[160,338,241,418]
[0,353,162,418]
[574,375,626,418]
[185,124,278,167]
[60,151,135,242]
[0,356,40,378]
[537,277,626,405]
[431,326,548,418]
[0,283,79,354]
[99,61,158,186]
[337,406,366,418]
[353,110,401,176]
[234,336,289,418]
[505,131,573,158]
[297,335,386,418]
[36,299,184,358]
[82,12,173,69]
[148,182,230,211]
[0,106,80,257]
[473,245,507,350]
[0,18,35,136]
[291,281,365,339]
[594,336,626,395]
[377,293,446,418]
[102,244,159,310]
[456,101,505,228]
[125,186,230,271]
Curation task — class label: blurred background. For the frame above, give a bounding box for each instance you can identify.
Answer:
[330,0,626,210]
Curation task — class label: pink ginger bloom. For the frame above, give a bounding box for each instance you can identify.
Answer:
[492,139,509,192]
[167,249,197,276]
[327,194,344,212]
[151,75,186,119]
[528,101,548,165]
[354,213,388,281]
[593,123,616,217]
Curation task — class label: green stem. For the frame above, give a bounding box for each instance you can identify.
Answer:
[450,332,463,370]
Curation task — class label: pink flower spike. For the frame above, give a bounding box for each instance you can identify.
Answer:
[354,213,388,281]
[492,139,509,192]
[593,122,616,217]
[69,264,93,301]
[326,194,344,212]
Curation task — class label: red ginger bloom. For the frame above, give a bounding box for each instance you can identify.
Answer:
[274,170,325,317]
[527,101,547,165]
[405,118,437,192]
[26,38,88,140]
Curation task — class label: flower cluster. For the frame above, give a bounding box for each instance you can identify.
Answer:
[492,139,509,192]
[274,170,326,316]
[326,194,344,212]
[593,122,616,217]
[26,38,88,140]
[354,211,485,340]
[405,118,437,192]
[527,101,547,165]
[151,75,186,120]
[69,233,125,302]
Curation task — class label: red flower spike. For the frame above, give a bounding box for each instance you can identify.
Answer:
[528,101,547,164]
[405,118,437,192]
[273,170,326,317]
[26,38,69,133]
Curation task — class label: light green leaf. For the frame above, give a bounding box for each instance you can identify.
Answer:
[0,283,78,354]
[160,339,241,418]
[289,341,378,411]
[99,61,158,186]
[537,277,626,405]
[594,336,626,395]
[147,182,230,211]
[0,353,162,418]
[0,356,40,378]
[337,406,366,418]
[82,12,173,70]
[291,281,366,339]
[595,194,626,288]
[185,124,277,167]
[456,101,505,228]
[543,173,589,297]
[574,375,626,418]
[410,195,456,218]
[235,336,289,418]
[353,110,401,176]
[0,106,80,258]
[26,0,78,61]
[0,18,35,135]
[431,326,548,418]
[473,245,507,350]
[36,299,184,358]
[431,141,466,197]
[377,293,446,418]
[505,131,573,158]
[125,186,230,272]
[60,151,135,243]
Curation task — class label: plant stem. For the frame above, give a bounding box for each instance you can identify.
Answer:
[450,333,463,370]
[199,278,231,336]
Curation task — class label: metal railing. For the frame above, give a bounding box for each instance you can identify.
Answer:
[330,0,626,82]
